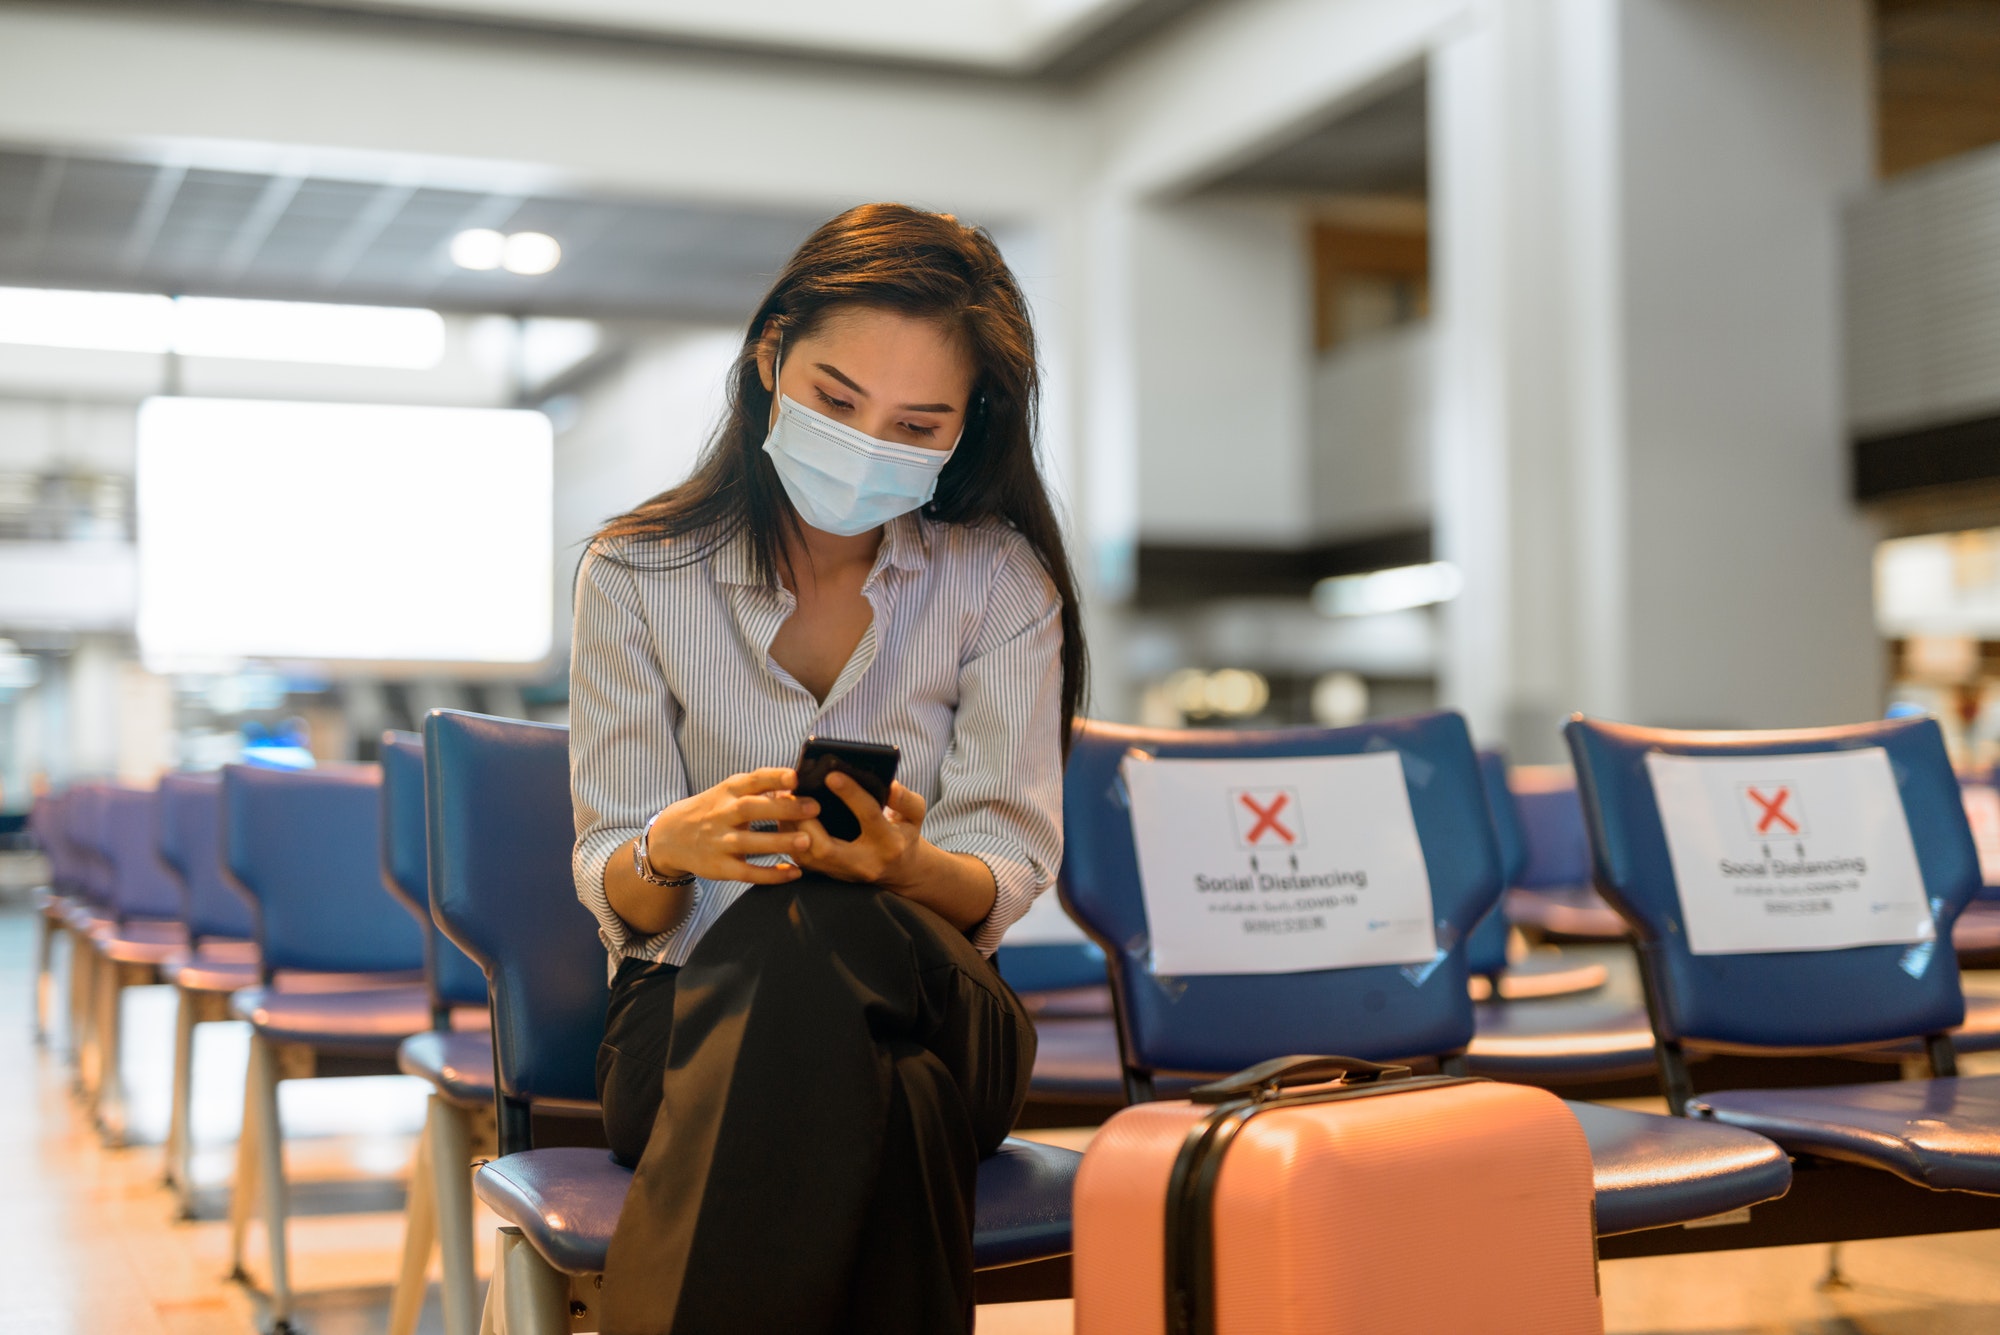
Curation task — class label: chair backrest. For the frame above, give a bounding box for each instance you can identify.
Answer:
[104,786,182,923]
[1059,711,1500,1082]
[1512,767,1593,890]
[995,940,1108,993]
[70,781,115,907]
[1566,714,1974,1051]
[379,731,489,1015]
[29,790,72,895]
[221,762,425,978]
[424,709,602,1135]
[158,772,257,944]
[1466,749,1529,977]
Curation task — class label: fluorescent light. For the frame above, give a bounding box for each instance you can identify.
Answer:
[173,297,445,368]
[501,231,562,276]
[0,287,445,369]
[1312,562,1463,618]
[0,288,173,353]
[450,228,507,271]
[137,396,554,669]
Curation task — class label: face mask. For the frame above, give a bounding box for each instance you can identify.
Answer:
[761,345,959,537]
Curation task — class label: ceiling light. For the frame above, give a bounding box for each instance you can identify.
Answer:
[0,287,444,369]
[501,232,562,276]
[1312,562,1464,618]
[450,228,506,271]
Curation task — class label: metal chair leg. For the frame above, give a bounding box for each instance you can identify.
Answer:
[165,983,197,1216]
[227,1034,261,1282]
[95,961,129,1146]
[69,936,96,1088]
[432,1097,480,1335]
[389,1106,440,1335]
[498,1226,571,1335]
[249,1034,294,1327]
[33,908,54,1045]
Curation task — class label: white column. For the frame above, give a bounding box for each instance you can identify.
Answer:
[1429,0,1879,756]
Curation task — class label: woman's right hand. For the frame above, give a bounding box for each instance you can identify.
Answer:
[645,767,819,886]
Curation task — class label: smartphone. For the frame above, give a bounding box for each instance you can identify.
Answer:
[793,737,900,842]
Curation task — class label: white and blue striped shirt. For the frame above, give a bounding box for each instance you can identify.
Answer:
[569,512,1064,978]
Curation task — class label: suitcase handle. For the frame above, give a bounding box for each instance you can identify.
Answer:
[1189,1054,1413,1103]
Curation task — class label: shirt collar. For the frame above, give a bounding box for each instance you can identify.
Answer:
[710,514,930,587]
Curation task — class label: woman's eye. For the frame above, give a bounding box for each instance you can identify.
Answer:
[815,389,853,413]
[901,423,939,439]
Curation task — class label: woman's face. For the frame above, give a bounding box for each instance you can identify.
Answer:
[758,306,974,452]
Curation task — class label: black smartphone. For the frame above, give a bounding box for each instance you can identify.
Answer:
[793,737,900,842]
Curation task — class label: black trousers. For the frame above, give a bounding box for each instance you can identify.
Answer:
[595,877,1037,1335]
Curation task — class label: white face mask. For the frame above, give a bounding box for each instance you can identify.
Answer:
[761,345,960,537]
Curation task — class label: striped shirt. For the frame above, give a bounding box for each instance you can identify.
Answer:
[569,512,1064,978]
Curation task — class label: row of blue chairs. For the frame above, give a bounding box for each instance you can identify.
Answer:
[29,706,2000,1332]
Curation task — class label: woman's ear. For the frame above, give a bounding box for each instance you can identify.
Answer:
[754,323,780,393]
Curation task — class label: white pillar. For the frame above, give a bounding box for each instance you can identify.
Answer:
[1429,0,1879,757]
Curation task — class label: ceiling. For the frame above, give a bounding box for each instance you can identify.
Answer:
[139,0,1211,79]
[1207,76,1427,198]
[0,145,835,321]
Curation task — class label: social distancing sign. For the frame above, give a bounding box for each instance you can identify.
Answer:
[1646,748,1934,955]
[1121,750,1438,976]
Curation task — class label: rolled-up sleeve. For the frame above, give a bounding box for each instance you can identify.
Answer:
[924,534,1065,956]
[570,544,693,963]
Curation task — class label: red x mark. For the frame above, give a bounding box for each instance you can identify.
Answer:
[1747,786,1797,836]
[1240,792,1296,845]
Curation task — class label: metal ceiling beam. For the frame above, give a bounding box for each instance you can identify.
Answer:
[217,170,305,278]
[315,178,417,289]
[8,151,65,263]
[118,157,188,273]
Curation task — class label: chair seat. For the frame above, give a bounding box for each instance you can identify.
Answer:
[1506,886,1629,940]
[229,983,433,1055]
[1465,1003,1660,1084]
[1021,985,1114,1020]
[91,919,188,966]
[1694,1075,2000,1193]
[61,904,110,935]
[1476,952,1611,1002]
[1956,903,2000,959]
[1571,1102,1793,1233]
[474,1137,1083,1277]
[398,1029,497,1107]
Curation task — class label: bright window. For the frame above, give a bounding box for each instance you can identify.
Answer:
[136,396,553,670]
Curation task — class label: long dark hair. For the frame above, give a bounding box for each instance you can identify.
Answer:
[593,202,1087,749]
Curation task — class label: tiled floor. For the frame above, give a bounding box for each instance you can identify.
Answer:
[10,897,2000,1334]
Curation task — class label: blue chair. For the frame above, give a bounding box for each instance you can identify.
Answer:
[1468,749,1610,1001]
[1060,714,1792,1242]
[1505,770,1629,941]
[219,763,431,1333]
[61,782,121,1092]
[29,787,81,1048]
[423,709,1083,1333]
[87,786,195,1143]
[380,730,497,1335]
[1567,713,2000,1244]
[158,772,262,1218]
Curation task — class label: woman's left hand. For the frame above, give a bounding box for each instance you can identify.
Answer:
[790,773,928,888]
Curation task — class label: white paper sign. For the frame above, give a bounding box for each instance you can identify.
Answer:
[1646,748,1934,955]
[1122,751,1438,976]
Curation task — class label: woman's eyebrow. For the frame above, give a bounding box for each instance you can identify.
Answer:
[815,361,957,414]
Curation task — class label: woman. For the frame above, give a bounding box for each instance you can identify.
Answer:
[570,203,1086,1335]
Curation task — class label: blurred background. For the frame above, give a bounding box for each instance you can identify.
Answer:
[4,0,2000,806]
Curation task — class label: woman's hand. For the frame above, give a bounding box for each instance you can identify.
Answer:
[791,773,927,887]
[791,774,998,930]
[649,768,818,885]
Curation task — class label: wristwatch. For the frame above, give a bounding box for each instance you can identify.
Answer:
[633,808,698,888]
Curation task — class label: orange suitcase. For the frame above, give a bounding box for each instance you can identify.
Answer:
[1073,1056,1603,1335]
